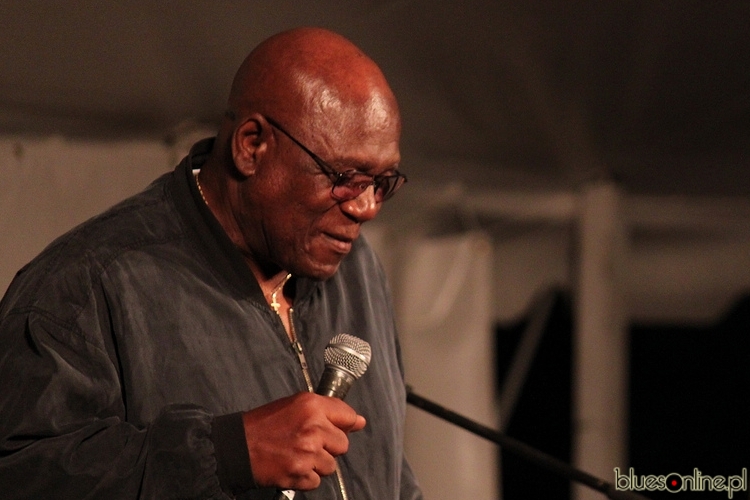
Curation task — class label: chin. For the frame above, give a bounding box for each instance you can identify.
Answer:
[307,263,341,281]
[294,255,343,281]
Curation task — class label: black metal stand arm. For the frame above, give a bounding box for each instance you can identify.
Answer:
[406,388,650,500]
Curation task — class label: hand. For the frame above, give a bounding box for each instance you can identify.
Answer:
[241,392,366,491]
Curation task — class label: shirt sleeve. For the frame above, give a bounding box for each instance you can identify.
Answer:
[0,308,230,500]
[211,412,257,495]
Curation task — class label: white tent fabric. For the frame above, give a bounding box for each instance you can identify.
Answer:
[2,1,750,197]
[395,232,499,500]
[0,136,172,293]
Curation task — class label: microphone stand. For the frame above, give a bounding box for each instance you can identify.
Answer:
[406,388,651,500]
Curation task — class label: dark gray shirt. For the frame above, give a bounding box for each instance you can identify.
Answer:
[0,139,422,500]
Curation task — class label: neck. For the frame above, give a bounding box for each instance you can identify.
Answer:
[196,155,295,311]
[248,263,294,306]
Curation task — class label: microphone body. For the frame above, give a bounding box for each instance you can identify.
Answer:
[316,366,357,398]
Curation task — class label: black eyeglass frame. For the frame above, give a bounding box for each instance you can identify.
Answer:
[263,115,407,202]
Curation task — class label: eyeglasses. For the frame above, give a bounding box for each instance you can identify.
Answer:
[264,115,407,202]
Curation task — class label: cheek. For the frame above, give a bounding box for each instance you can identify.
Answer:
[275,198,331,251]
[261,178,344,273]
[263,181,325,236]
[291,211,348,275]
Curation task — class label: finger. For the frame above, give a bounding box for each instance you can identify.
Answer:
[287,453,337,491]
[324,399,366,432]
[312,455,338,477]
[289,468,322,492]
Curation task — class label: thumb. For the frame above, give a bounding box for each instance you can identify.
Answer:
[348,414,366,432]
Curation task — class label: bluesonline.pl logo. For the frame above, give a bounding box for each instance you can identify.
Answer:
[614,467,747,498]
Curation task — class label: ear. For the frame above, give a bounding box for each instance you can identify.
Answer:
[231,114,269,177]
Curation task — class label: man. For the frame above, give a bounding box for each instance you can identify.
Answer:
[0,27,422,499]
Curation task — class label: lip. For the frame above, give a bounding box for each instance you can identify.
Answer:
[323,232,356,254]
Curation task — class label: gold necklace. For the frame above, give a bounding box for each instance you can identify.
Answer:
[269,273,292,314]
[194,171,209,206]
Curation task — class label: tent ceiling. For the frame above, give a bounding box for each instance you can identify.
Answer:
[2,0,749,196]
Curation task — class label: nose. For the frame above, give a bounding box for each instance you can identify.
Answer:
[339,185,381,222]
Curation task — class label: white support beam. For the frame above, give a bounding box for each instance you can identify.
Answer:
[398,183,750,234]
[572,182,629,500]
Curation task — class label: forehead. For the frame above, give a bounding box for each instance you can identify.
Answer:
[304,100,401,172]
[315,126,401,175]
[278,66,401,171]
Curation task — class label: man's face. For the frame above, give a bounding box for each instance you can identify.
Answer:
[238,111,401,280]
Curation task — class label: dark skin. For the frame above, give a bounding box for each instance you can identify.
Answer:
[196,28,401,491]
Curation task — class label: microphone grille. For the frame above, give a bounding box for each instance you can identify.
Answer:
[324,333,372,379]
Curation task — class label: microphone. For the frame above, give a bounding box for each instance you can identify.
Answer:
[316,333,372,398]
[275,333,371,500]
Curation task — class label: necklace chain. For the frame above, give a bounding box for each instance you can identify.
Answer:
[194,171,209,206]
[269,273,293,314]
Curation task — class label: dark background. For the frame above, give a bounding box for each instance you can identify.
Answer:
[497,292,750,499]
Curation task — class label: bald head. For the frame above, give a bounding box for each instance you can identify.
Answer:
[218,27,400,149]
[197,28,403,281]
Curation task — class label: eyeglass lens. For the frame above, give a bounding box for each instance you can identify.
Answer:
[332,172,406,202]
